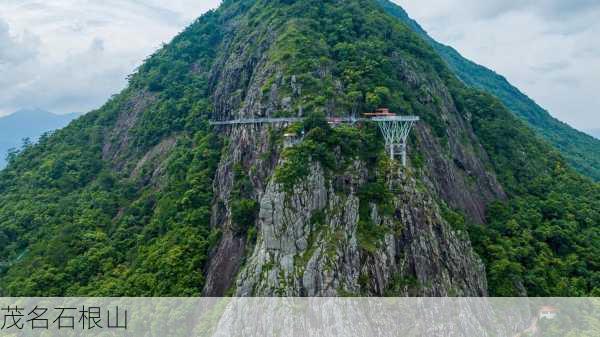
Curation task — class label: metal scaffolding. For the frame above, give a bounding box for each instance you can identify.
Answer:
[210,115,419,165]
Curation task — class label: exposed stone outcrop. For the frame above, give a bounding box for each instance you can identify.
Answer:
[394,58,506,224]
[236,162,487,296]
[199,0,505,297]
[130,136,179,187]
[202,124,278,296]
[202,60,500,296]
[102,90,157,168]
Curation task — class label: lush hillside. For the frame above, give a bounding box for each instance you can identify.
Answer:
[0,109,80,168]
[0,0,598,297]
[378,0,600,181]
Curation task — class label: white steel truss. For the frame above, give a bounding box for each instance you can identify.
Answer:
[372,117,419,166]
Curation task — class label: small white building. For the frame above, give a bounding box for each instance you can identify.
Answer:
[539,306,559,320]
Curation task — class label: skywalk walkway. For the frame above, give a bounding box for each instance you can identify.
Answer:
[209,116,420,165]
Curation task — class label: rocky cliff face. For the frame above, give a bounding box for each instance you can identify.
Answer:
[0,0,525,297]
[197,0,506,296]
[202,118,492,296]
[200,60,497,296]
[3,0,596,301]
[235,162,487,296]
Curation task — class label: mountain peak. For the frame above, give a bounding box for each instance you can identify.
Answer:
[3,108,81,121]
[8,107,54,118]
[0,0,598,299]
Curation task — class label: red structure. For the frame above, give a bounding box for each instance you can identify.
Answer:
[363,108,396,117]
[328,117,344,125]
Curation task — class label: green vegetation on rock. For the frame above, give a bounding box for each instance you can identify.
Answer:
[0,5,226,295]
[0,0,598,298]
[463,92,600,296]
[378,0,600,181]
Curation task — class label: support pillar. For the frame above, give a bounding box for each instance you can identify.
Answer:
[374,117,419,166]
[400,142,407,167]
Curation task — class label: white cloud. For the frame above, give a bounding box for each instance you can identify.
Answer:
[1,0,598,130]
[0,19,40,66]
[395,0,600,130]
[0,0,221,116]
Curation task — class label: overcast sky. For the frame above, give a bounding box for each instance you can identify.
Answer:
[0,1,598,130]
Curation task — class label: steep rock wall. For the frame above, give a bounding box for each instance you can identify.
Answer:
[202,55,501,296]
[195,0,505,296]
[236,163,487,296]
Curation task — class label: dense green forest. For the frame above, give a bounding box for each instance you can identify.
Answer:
[378,0,600,182]
[462,91,600,296]
[0,0,598,297]
[0,7,227,295]
[0,109,81,169]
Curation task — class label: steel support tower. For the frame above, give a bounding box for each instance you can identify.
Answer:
[372,116,419,166]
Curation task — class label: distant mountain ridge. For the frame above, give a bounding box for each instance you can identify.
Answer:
[0,109,81,168]
[0,0,598,299]
[379,0,600,181]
